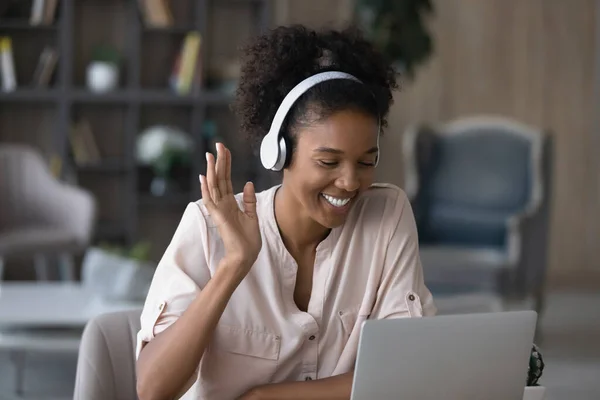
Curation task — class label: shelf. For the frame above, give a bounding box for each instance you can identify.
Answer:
[70,89,132,104]
[68,89,233,105]
[220,0,269,4]
[76,159,128,173]
[139,89,198,105]
[0,88,58,102]
[138,193,192,207]
[0,20,58,31]
[0,0,269,260]
[143,26,196,34]
[140,89,233,105]
[0,88,233,105]
[201,90,234,105]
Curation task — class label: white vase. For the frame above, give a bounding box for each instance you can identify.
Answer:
[81,247,155,301]
[523,386,546,400]
[86,61,119,93]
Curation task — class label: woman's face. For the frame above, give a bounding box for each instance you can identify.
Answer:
[283,109,379,229]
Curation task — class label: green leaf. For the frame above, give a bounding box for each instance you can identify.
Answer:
[355,0,435,80]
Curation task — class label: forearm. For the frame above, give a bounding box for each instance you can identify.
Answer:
[136,259,246,400]
[253,372,354,400]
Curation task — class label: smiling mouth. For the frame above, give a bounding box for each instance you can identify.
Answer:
[321,193,353,208]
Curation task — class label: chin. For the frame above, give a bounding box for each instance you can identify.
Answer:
[326,217,347,229]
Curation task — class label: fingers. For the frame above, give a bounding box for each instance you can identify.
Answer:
[206,152,221,202]
[215,143,230,196]
[199,174,215,212]
[226,147,234,195]
[242,181,257,219]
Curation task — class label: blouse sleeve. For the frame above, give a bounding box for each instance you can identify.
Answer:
[135,201,213,359]
[369,190,437,320]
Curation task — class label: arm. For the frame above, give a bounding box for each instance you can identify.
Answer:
[370,189,436,320]
[137,144,262,400]
[136,259,247,400]
[241,372,354,400]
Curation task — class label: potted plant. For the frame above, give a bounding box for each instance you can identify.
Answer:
[354,0,435,79]
[136,125,194,196]
[86,44,121,93]
[523,344,546,400]
[81,241,156,302]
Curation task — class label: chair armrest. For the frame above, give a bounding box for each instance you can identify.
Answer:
[505,204,550,297]
[505,133,553,297]
[505,210,536,268]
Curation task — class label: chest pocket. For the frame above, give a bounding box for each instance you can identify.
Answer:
[212,324,281,360]
[199,324,281,399]
[338,306,371,341]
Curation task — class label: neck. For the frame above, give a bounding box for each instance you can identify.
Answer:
[274,184,330,254]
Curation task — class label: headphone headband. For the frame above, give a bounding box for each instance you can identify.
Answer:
[260,71,380,171]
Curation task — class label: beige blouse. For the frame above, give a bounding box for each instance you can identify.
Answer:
[136,183,437,399]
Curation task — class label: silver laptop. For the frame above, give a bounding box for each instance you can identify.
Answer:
[350,310,537,400]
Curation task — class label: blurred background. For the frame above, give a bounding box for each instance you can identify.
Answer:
[0,0,598,399]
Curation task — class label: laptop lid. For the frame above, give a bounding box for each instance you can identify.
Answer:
[350,311,537,400]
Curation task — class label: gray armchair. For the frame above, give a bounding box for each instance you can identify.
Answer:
[402,116,553,316]
[0,144,96,280]
[74,310,141,400]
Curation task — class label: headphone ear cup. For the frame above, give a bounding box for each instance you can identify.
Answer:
[280,135,291,170]
[270,136,287,171]
[260,129,280,170]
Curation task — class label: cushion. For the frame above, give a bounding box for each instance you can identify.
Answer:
[0,227,80,256]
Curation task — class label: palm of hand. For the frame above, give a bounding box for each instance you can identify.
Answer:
[213,196,262,264]
[200,143,262,268]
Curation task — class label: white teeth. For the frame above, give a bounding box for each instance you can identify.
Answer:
[322,194,351,207]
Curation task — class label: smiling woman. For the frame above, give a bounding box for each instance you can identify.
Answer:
[135,24,436,400]
[278,109,381,229]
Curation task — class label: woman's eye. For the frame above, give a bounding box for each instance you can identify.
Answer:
[319,160,338,167]
[359,161,376,167]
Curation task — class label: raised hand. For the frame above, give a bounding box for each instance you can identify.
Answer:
[200,143,262,275]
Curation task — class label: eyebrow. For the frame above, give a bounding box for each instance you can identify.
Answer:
[313,146,379,155]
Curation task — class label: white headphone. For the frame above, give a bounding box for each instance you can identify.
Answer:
[259,71,381,171]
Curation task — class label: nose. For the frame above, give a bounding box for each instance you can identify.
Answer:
[335,165,360,193]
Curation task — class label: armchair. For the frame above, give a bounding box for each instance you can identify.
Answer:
[402,116,553,315]
[74,310,141,400]
[0,143,97,280]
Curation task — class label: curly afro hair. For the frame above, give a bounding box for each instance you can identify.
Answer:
[232,24,399,155]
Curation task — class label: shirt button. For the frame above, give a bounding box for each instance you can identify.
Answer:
[408,294,415,301]
[158,301,166,311]
[305,376,313,381]
[309,335,316,341]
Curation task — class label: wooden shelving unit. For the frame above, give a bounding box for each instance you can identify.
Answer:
[0,0,277,261]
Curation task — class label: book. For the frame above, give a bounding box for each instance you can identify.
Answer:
[69,122,90,165]
[42,0,58,25]
[0,37,17,92]
[30,0,45,25]
[191,45,204,95]
[32,47,58,86]
[169,32,202,95]
[69,118,101,165]
[176,31,201,95]
[138,0,173,28]
[77,119,101,163]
